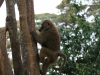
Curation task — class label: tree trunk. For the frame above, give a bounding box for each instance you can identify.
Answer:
[5,0,23,75]
[0,47,5,75]
[15,1,29,75]
[0,28,13,75]
[18,0,40,75]
[20,26,29,75]
[26,0,40,74]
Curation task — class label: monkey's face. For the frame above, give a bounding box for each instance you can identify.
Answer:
[39,22,50,32]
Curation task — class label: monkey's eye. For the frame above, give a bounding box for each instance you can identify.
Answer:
[47,23,50,25]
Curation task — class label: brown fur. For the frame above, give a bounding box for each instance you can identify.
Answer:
[31,20,66,75]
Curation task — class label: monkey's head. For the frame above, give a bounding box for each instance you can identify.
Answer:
[39,20,55,32]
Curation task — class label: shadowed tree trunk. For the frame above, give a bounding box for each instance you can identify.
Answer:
[15,0,29,75]
[0,39,13,75]
[0,28,13,75]
[18,0,40,75]
[5,0,23,75]
[20,28,29,75]
[0,45,5,75]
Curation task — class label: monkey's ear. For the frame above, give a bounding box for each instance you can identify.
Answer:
[47,23,50,25]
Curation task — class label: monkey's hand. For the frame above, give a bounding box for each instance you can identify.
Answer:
[30,30,39,35]
[36,30,40,34]
[30,30,35,38]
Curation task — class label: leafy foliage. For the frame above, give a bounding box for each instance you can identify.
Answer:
[49,0,100,75]
[35,13,59,25]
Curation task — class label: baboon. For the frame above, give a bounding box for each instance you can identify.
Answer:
[31,20,66,75]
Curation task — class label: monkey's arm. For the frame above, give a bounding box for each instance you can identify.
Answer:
[30,30,45,44]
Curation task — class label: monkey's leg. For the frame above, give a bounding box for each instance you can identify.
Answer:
[42,58,50,75]
[40,47,58,63]
[40,47,57,58]
[39,48,46,75]
[39,48,46,63]
[40,47,58,75]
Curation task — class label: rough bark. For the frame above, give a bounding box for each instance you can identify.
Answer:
[0,28,13,75]
[5,0,23,75]
[16,0,30,75]
[20,26,29,75]
[0,47,5,75]
[26,0,40,72]
[26,0,35,31]
[26,0,40,74]
[18,0,40,75]
[0,39,13,75]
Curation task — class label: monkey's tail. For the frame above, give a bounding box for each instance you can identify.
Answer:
[52,52,67,70]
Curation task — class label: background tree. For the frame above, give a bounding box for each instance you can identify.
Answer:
[35,13,59,25]
[49,0,100,75]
